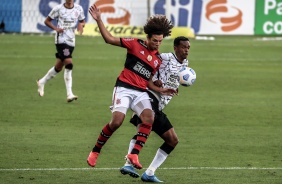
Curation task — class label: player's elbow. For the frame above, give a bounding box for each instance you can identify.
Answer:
[44,17,52,27]
[105,38,114,45]
[104,36,120,46]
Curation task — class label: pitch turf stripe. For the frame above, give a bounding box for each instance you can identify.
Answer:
[0,54,281,63]
[1,167,282,171]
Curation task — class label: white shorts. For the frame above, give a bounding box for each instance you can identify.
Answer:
[111,87,152,116]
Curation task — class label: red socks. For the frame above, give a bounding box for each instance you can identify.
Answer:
[131,122,152,154]
[93,123,114,152]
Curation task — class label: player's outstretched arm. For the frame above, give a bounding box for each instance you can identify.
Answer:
[89,4,121,46]
[148,79,177,96]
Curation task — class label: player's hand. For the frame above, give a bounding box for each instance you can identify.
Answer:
[159,88,178,96]
[89,4,101,21]
[55,28,64,33]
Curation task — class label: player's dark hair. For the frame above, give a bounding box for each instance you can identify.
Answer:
[143,15,173,38]
[174,36,190,46]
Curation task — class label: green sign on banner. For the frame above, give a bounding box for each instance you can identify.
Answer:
[255,0,282,35]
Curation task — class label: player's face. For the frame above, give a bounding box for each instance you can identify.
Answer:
[147,34,163,51]
[175,40,190,61]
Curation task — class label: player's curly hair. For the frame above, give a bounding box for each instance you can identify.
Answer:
[143,14,173,38]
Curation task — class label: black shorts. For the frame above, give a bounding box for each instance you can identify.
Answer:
[55,44,74,61]
[130,92,173,136]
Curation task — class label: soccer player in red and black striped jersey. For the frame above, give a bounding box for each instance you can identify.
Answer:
[87,4,174,170]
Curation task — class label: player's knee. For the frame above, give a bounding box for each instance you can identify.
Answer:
[140,109,154,124]
[166,137,178,147]
[54,66,62,72]
[109,111,125,131]
[65,63,73,70]
[109,120,122,131]
[164,131,179,147]
[171,137,179,147]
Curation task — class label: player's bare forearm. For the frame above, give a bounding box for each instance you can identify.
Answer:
[44,19,55,30]
[161,88,178,96]
[148,79,177,96]
[77,20,85,35]
[148,79,161,92]
[153,80,163,87]
[44,17,63,33]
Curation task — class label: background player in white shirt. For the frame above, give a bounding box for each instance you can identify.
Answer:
[120,36,191,182]
[37,0,85,102]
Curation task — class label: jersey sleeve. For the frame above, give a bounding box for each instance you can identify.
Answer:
[78,6,85,21]
[160,53,170,61]
[120,38,137,49]
[48,5,60,19]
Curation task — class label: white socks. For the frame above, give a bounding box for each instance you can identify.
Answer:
[39,66,57,84]
[38,66,74,97]
[145,148,168,176]
[124,139,169,176]
[125,139,136,166]
[64,69,73,96]
[127,139,136,154]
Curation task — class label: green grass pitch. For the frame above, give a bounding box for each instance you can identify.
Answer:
[0,34,281,184]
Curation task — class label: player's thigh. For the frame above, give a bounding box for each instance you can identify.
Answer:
[63,58,73,65]
[131,92,153,117]
[54,59,64,71]
[55,44,74,61]
[154,113,178,145]
[133,99,154,123]
[109,111,126,131]
[111,87,132,115]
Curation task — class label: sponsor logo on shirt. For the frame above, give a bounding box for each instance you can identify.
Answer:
[133,62,151,79]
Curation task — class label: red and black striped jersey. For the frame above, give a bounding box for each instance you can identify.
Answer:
[115,38,162,91]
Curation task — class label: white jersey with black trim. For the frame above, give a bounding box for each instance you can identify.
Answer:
[149,52,189,111]
[48,3,85,47]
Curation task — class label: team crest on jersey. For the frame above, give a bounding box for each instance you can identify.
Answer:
[154,60,159,68]
[116,98,121,105]
[63,48,70,56]
[147,55,152,61]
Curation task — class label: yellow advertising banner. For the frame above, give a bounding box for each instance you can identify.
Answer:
[80,24,195,38]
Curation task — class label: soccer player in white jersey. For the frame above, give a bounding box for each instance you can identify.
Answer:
[37,0,85,102]
[120,36,191,182]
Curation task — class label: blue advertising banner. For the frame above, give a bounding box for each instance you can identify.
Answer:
[0,0,22,32]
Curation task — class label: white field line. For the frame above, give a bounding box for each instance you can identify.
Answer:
[1,167,282,171]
